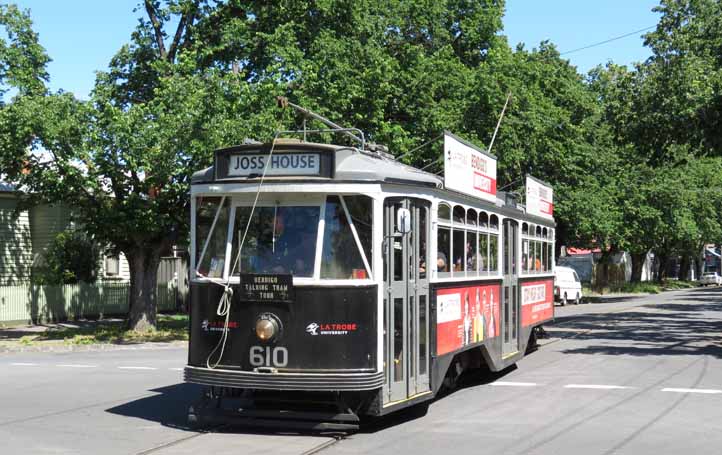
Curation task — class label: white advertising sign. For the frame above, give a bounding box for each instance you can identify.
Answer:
[443,133,497,203]
[436,293,461,324]
[525,176,554,219]
[228,153,321,177]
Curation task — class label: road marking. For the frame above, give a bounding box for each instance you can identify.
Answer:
[10,362,39,366]
[662,388,722,394]
[117,366,157,370]
[56,364,97,368]
[490,381,538,387]
[564,384,632,390]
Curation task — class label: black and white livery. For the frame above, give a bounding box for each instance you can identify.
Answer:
[186,128,556,430]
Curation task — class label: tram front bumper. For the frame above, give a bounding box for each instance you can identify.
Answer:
[184,365,384,391]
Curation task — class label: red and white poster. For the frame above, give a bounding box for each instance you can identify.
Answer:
[521,279,554,327]
[443,132,497,203]
[526,176,554,220]
[436,283,501,356]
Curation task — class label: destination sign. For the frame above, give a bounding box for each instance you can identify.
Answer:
[239,274,294,303]
[228,153,321,177]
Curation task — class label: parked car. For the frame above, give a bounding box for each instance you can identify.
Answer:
[699,272,722,286]
[554,266,583,305]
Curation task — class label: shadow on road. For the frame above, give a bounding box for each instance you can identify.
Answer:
[552,287,722,358]
[106,383,203,431]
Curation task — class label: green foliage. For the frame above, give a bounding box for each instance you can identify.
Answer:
[32,231,101,285]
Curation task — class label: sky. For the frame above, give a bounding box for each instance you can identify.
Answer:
[13,0,662,100]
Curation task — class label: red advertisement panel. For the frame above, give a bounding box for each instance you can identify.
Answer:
[521,279,554,327]
[436,283,501,356]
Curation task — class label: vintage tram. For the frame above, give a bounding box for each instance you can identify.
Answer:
[185,127,556,430]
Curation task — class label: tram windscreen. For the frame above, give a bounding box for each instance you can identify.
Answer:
[231,206,321,277]
[195,196,229,278]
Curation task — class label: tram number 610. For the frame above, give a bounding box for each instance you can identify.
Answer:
[249,346,288,367]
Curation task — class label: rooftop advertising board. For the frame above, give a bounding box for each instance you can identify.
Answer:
[525,175,554,220]
[443,132,497,203]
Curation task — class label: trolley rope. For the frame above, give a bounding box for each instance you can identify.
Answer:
[205,136,280,369]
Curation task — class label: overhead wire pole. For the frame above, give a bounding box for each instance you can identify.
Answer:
[487,92,512,155]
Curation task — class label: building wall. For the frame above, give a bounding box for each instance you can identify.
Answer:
[0,196,33,284]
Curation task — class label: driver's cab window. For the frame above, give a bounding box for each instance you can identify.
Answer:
[232,205,321,277]
[195,196,230,278]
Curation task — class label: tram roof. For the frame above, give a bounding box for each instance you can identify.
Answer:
[191,140,555,227]
[192,140,443,187]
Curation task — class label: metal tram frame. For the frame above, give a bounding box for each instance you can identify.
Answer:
[185,128,556,431]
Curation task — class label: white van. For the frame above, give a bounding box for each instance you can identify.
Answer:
[554,266,583,305]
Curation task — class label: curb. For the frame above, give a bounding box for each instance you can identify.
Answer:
[0,340,188,355]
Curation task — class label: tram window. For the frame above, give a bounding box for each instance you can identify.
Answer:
[419,295,427,375]
[490,215,499,230]
[503,223,509,275]
[522,239,529,273]
[452,229,465,273]
[466,209,477,226]
[536,225,542,237]
[543,227,548,238]
[453,205,465,224]
[437,226,451,277]
[322,196,368,279]
[343,195,373,271]
[522,223,528,235]
[489,234,498,273]
[195,196,229,278]
[479,211,488,228]
[467,230,478,275]
[438,203,451,221]
[419,206,428,279]
[394,298,404,382]
[546,243,553,271]
[479,233,488,273]
[232,205,321,277]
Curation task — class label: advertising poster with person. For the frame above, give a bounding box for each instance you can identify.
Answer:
[437,283,501,355]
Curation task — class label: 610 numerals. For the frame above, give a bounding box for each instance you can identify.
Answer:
[249,346,288,367]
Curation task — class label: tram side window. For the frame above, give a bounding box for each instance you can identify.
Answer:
[479,232,488,273]
[546,243,553,271]
[489,234,499,273]
[523,238,530,273]
[452,229,465,273]
[321,196,368,279]
[437,226,451,277]
[195,196,229,278]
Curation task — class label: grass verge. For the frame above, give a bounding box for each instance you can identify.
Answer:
[21,314,188,346]
[583,280,699,296]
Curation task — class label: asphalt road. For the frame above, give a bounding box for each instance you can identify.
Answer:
[1,286,721,454]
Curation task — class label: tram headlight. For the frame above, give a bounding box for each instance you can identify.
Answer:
[255,316,279,341]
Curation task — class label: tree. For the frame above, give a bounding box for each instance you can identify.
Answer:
[1,2,284,332]
[33,231,101,285]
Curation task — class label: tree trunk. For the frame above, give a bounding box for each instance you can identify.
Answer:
[656,253,669,283]
[126,248,162,333]
[678,256,690,281]
[630,252,646,283]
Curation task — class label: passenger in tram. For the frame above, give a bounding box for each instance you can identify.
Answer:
[436,251,448,272]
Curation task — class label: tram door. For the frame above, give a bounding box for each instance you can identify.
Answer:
[383,198,431,403]
[502,219,519,356]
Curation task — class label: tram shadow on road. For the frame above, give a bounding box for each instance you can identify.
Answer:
[105,383,205,432]
[359,365,517,433]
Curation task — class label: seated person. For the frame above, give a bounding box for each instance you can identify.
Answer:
[437,251,448,272]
